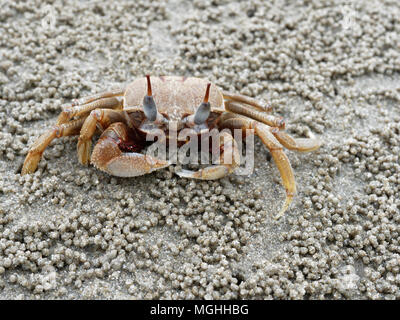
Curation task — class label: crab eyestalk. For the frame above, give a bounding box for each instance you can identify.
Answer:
[193,83,211,125]
[143,75,158,122]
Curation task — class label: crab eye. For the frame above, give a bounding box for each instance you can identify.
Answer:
[193,83,211,125]
[143,75,158,122]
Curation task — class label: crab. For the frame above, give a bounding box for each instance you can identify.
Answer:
[22,75,321,218]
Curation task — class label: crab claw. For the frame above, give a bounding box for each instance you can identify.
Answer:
[91,122,170,177]
[105,153,170,177]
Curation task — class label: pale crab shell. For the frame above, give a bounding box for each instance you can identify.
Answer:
[123,76,225,121]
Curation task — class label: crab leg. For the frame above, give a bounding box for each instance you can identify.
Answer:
[221,117,297,219]
[57,95,124,125]
[223,91,272,112]
[270,128,321,152]
[71,88,125,106]
[77,109,130,165]
[225,101,285,129]
[91,122,169,177]
[175,131,240,180]
[21,118,85,175]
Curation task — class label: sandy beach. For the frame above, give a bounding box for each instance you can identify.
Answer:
[0,0,399,299]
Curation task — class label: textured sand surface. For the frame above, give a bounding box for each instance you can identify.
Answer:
[0,0,399,299]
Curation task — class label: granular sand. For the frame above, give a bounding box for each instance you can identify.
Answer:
[0,0,399,299]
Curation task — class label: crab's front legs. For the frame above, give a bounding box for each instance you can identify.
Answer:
[221,117,320,219]
[91,122,169,177]
[175,131,240,180]
[22,118,85,175]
